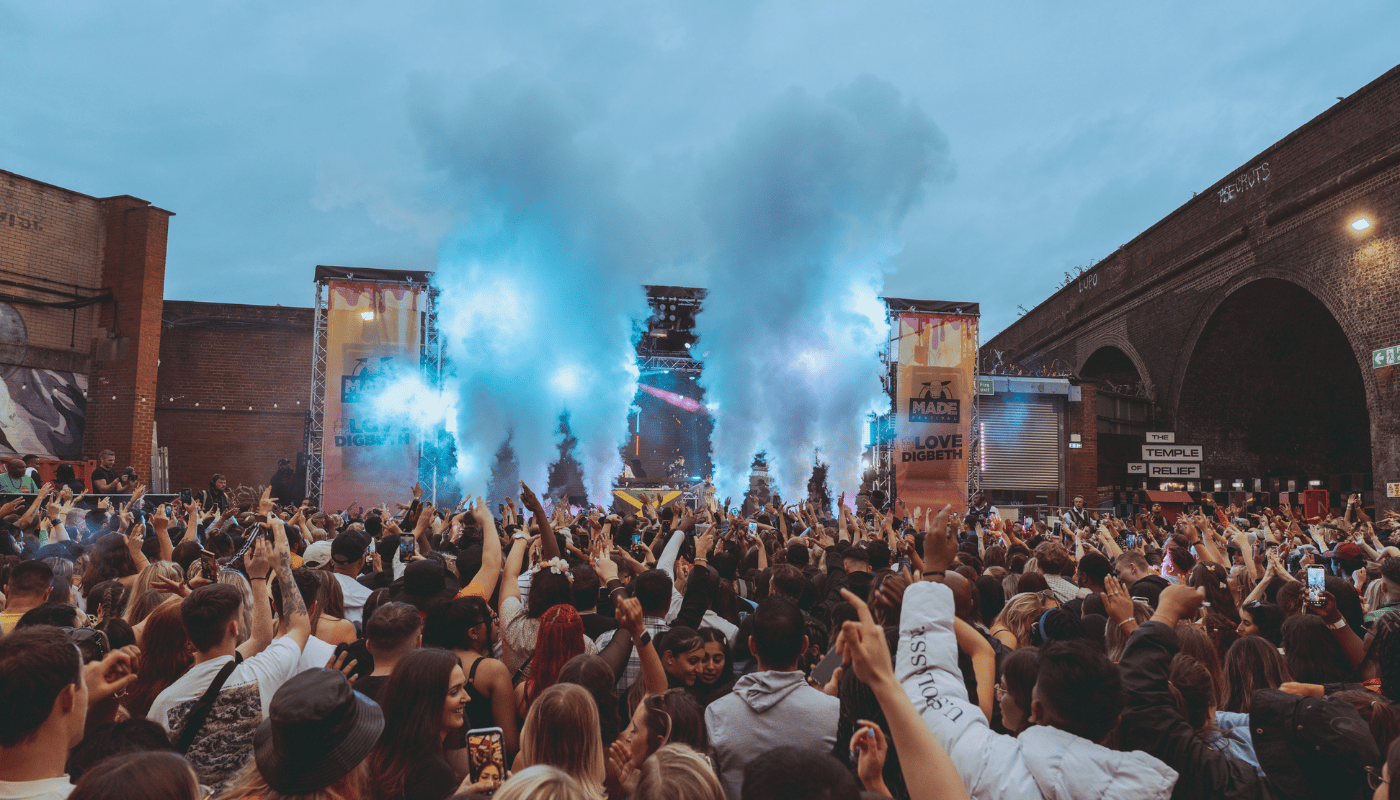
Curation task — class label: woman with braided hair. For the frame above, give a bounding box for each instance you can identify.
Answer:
[517,603,590,717]
[1188,562,1240,625]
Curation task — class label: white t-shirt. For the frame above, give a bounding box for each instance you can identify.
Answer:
[146,638,301,792]
[297,634,337,674]
[333,572,372,624]
[0,776,74,800]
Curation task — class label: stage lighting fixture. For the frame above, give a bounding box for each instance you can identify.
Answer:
[1351,217,1372,231]
[684,342,691,349]
[360,310,375,321]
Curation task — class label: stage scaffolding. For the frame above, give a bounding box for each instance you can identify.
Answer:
[305,266,440,507]
[307,281,328,506]
[306,275,975,509]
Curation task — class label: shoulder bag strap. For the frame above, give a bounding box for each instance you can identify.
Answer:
[511,652,533,685]
[175,655,241,753]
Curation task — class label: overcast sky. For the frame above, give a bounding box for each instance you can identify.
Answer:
[4,1,1396,339]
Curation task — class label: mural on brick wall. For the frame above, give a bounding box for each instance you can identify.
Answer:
[0,368,87,460]
[0,301,89,459]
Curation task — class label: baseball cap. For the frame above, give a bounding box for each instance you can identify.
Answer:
[303,541,334,569]
[330,532,368,565]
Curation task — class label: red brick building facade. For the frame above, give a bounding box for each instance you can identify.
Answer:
[155,302,313,496]
[0,169,171,474]
[0,169,316,496]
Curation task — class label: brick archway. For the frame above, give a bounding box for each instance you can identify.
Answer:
[1166,268,1379,424]
[1171,273,1373,480]
[1076,337,1155,401]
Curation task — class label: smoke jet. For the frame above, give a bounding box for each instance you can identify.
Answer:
[409,68,648,505]
[695,75,951,503]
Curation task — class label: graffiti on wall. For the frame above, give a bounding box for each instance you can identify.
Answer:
[0,368,87,459]
[0,195,46,232]
[1218,163,1270,205]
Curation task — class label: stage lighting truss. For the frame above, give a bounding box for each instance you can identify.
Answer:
[638,354,702,374]
[307,281,329,507]
[306,271,441,507]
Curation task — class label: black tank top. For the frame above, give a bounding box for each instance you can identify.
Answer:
[463,656,495,731]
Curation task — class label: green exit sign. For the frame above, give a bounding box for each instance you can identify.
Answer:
[1374,346,1400,369]
[977,378,994,395]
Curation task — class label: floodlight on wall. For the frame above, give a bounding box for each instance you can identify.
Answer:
[1351,217,1372,231]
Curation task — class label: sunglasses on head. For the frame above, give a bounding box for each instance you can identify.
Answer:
[643,690,683,743]
[60,626,110,664]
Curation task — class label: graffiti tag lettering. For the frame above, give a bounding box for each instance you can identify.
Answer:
[1217,163,1270,205]
[0,196,45,232]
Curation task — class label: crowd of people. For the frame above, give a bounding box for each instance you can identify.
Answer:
[3,470,1400,800]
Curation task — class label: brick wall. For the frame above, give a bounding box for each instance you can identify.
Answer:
[0,170,169,469]
[0,170,104,361]
[155,301,314,494]
[86,197,171,475]
[1065,381,1098,503]
[984,64,1400,510]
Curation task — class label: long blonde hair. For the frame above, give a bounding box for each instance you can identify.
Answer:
[991,592,1046,648]
[493,766,590,800]
[634,744,723,800]
[127,560,184,622]
[519,683,606,800]
[1104,601,1155,662]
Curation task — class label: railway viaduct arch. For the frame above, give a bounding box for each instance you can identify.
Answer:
[984,65,1400,509]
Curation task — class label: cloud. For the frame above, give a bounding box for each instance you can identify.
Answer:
[312,155,454,242]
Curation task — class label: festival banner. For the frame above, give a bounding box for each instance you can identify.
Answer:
[893,313,977,514]
[322,281,422,511]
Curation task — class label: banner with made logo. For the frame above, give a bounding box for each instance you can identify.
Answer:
[893,313,976,514]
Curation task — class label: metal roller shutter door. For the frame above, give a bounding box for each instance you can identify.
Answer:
[979,397,1062,491]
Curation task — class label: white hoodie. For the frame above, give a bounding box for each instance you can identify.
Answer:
[897,581,1178,800]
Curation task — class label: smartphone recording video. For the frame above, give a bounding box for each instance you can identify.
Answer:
[468,727,506,791]
[1307,565,1326,605]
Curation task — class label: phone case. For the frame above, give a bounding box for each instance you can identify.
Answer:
[468,727,506,784]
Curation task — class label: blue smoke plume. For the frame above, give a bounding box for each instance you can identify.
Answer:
[407,68,648,506]
[695,75,952,503]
